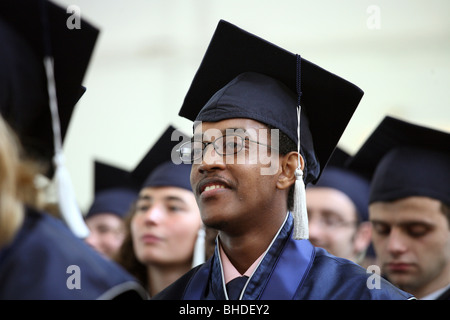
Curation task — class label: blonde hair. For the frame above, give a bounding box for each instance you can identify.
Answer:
[0,117,42,247]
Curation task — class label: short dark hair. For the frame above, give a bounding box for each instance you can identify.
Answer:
[266,124,297,211]
[441,202,450,229]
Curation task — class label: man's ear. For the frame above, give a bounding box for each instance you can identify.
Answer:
[354,221,373,256]
[276,152,304,190]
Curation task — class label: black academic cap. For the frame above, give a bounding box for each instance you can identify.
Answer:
[0,0,99,176]
[178,20,364,185]
[324,147,351,168]
[131,125,192,191]
[93,160,138,194]
[347,116,450,206]
[309,147,371,222]
[86,161,139,219]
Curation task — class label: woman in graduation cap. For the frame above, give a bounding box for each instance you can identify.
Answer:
[114,126,208,297]
[152,20,414,300]
[348,116,450,300]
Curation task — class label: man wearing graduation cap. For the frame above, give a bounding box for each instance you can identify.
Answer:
[152,20,413,300]
[306,147,374,266]
[85,161,139,260]
[348,116,450,300]
[0,0,148,299]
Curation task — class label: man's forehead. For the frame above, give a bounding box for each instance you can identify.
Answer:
[369,198,443,224]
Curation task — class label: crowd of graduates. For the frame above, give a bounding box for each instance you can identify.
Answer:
[0,0,448,303]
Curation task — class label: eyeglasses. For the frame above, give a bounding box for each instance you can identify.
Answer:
[177,134,277,163]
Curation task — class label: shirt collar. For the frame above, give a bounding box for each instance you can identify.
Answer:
[421,283,450,300]
[218,241,264,284]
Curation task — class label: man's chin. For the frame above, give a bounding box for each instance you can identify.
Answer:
[384,271,416,290]
[201,209,240,234]
[201,211,226,230]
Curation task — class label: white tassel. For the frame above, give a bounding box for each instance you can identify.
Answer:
[53,152,90,239]
[292,168,308,240]
[293,54,308,240]
[43,56,89,239]
[191,227,206,268]
[292,104,308,240]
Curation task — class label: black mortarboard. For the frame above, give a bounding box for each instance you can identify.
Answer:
[0,0,99,176]
[309,147,371,222]
[93,161,138,194]
[0,0,99,238]
[178,20,364,239]
[323,147,351,168]
[178,19,364,186]
[131,125,192,191]
[85,161,139,219]
[348,116,450,206]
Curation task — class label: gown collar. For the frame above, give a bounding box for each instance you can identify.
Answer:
[211,212,292,300]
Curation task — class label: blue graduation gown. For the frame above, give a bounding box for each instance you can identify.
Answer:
[0,207,148,300]
[153,213,414,300]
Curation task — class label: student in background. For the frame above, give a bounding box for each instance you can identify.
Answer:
[85,160,139,260]
[0,0,147,299]
[115,125,204,297]
[0,114,147,299]
[348,116,450,300]
[306,147,374,267]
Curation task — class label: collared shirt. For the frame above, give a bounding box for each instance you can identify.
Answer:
[218,241,264,284]
[421,283,450,300]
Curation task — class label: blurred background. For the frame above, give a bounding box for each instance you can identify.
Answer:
[51,0,450,212]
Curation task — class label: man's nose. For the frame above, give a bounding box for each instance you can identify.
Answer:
[198,143,226,173]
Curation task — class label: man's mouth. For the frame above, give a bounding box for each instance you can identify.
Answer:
[197,178,231,196]
[203,184,226,192]
[387,262,414,273]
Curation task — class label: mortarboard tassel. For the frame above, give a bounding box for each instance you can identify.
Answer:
[191,227,206,268]
[44,57,89,239]
[40,1,89,239]
[293,165,308,240]
[292,54,308,240]
[292,107,309,240]
[53,151,90,238]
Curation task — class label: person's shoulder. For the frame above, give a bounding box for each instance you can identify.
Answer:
[305,248,415,300]
[0,206,148,299]
[151,265,203,300]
